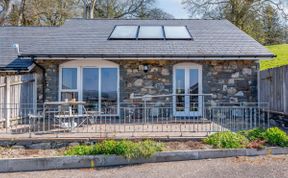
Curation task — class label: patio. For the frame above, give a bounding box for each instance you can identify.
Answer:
[0,101,270,139]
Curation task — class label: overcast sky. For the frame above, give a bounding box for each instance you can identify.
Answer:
[155,0,189,19]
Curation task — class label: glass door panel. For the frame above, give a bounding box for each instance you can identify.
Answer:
[174,66,201,116]
[175,69,185,112]
[189,69,199,112]
[83,68,99,112]
[101,68,118,114]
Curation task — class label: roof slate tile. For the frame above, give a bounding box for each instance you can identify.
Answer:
[0,19,274,69]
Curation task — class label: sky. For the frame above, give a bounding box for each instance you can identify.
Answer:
[155,0,190,19]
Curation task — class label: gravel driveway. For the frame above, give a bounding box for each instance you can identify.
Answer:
[1,155,288,178]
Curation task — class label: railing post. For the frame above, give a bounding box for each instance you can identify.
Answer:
[33,73,37,114]
[144,100,147,124]
[5,76,10,129]
[283,67,287,113]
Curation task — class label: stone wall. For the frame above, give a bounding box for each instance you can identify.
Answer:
[34,60,67,103]
[116,60,173,104]
[202,60,258,104]
[34,59,259,105]
[116,60,258,105]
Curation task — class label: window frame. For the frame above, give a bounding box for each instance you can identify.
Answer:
[164,26,193,40]
[108,25,139,40]
[108,25,192,40]
[59,60,120,116]
[61,67,79,91]
[59,67,81,102]
[137,25,165,40]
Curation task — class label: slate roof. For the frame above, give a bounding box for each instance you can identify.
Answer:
[0,19,274,70]
[0,26,57,70]
[0,58,34,71]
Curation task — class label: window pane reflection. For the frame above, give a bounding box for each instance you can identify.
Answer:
[62,68,77,89]
[83,68,99,111]
[110,26,138,39]
[138,26,164,39]
[101,68,118,114]
[176,69,185,112]
[164,26,191,39]
[189,69,199,111]
[60,92,78,114]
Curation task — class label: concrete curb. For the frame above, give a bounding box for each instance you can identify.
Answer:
[0,147,287,173]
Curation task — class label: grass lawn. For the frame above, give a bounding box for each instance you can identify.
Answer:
[260,44,288,71]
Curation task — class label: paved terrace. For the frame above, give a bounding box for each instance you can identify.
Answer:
[0,122,227,139]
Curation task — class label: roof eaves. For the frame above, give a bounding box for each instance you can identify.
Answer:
[20,53,276,60]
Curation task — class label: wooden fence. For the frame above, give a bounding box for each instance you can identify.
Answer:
[0,74,36,127]
[259,65,288,114]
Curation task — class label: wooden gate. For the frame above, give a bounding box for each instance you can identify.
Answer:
[0,74,36,128]
[259,65,288,114]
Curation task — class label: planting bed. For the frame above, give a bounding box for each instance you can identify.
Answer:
[0,141,210,159]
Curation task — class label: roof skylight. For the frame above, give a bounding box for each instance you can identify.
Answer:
[138,26,164,39]
[164,26,191,39]
[109,26,138,39]
[109,25,192,40]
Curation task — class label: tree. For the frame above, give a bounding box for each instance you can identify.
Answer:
[262,5,284,45]
[82,0,97,19]
[0,0,173,26]
[183,0,288,20]
[141,8,174,19]
[0,0,81,26]
[23,0,80,26]
[182,0,287,44]
[81,0,173,19]
[0,0,18,25]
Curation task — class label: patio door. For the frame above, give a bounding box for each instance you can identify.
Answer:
[173,63,202,117]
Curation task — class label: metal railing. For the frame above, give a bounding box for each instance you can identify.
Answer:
[0,100,270,138]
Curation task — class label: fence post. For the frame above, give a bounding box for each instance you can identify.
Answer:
[283,67,287,113]
[257,69,260,105]
[33,73,37,114]
[5,76,11,128]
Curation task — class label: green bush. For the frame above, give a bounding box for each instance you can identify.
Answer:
[94,140,119,155]
[238,128,266,141]
[64,140,164,159]
[135,140,164,159]
[263,127,288,147]
[204,131,249,148]
[64,145,93,156]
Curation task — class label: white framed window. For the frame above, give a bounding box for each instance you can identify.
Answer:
[59,60,119,116]
[60,67,79,102]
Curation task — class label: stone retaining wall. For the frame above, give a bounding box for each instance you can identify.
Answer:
[269,112,288,131]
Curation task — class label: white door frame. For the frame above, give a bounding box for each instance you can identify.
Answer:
[59,59,120,116]
[173,63,203,117]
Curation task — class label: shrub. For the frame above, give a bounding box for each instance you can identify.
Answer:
[204,131,248,148]
[94,140,118,155]
[135,140,164,159]
[64,145,93,156]
[238,128,266,141]
[64,140,164,159]
[263,127,288,147]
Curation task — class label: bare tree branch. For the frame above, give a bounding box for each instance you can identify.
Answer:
[0,0,15,25]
